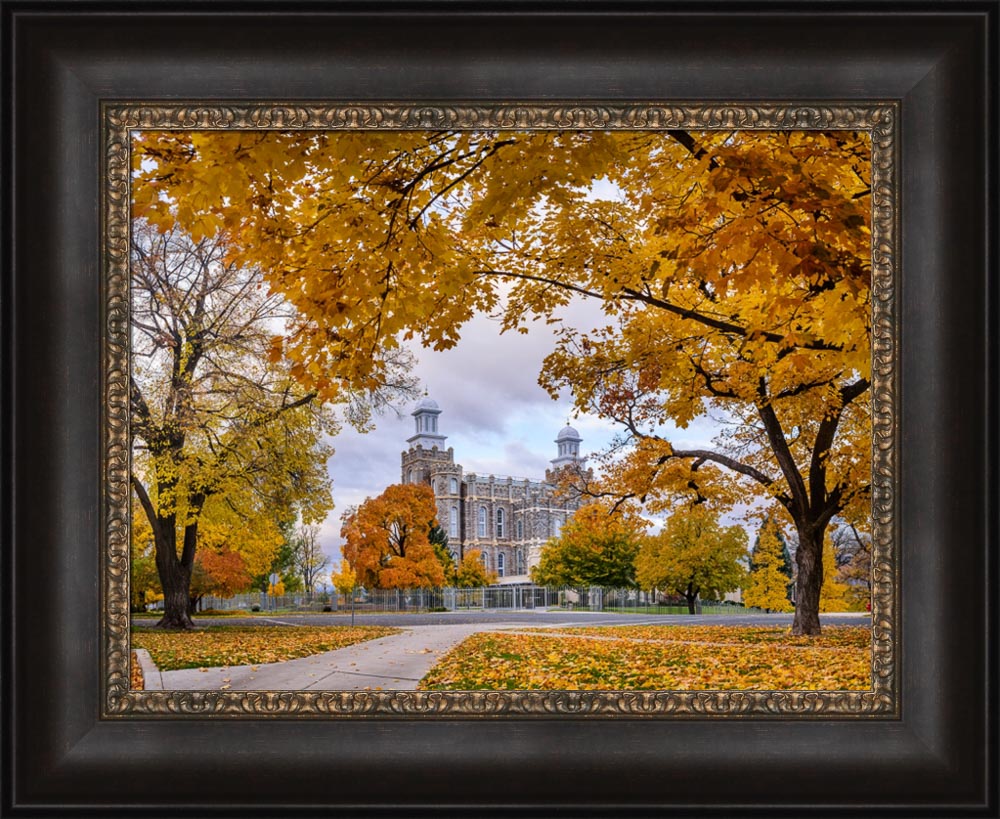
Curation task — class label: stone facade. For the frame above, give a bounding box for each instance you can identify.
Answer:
[400,398,586,583]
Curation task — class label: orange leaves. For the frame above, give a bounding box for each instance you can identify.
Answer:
[340,483,445,589]
[191,547,252,599]
[418,626,871,691]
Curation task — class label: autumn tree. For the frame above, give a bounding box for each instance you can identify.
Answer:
[531,502,646,588]
[635,506,747,614]
[819,534,853,612]
[331,560,360,624]
[340,483,446,589]
[331,561,358,597]
[188,547,252,612]
[130,496,161,612]
[289,523,331,593]
[750,516,794,598]
[823,522,870,611]
[129,221,414,629]
[134,128,872,634]
[454,548,497,588]
[744,521,794,613]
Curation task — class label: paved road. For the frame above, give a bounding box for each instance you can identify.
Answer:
[164,610,870,629]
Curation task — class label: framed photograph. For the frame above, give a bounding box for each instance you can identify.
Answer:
[3,2,995,815]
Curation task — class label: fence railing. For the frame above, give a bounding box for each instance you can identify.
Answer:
[188,586,750,615]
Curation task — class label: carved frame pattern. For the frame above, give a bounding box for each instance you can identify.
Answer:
[102,103,897,718]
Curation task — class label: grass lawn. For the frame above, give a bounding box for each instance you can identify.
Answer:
[418,625,871,691]
[132,625,400,671]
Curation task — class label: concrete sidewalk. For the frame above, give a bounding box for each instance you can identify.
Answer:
[149,624,500,691]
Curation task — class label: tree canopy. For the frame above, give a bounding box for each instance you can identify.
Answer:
[340,483,446,589]
[531,502,646,588]
[128,222,414,628]
[744,520,794,613]
[635,506,748,614]
[133,128,872,634]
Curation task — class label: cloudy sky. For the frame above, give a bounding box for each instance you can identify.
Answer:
[317,293,724,569]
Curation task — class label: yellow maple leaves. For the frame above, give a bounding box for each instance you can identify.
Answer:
[133,128,873,633]
[417,626,871,691]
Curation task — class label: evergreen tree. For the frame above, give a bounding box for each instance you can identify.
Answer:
[428,523,456,585]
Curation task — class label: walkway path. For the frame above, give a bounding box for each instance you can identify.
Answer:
[136,612,871,692]
[146,623,511,692]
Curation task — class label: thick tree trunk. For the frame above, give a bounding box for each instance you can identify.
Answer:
[685,587,698,615]
[792,526,823,635]
[157,569,195,629]
[153,522,196,630]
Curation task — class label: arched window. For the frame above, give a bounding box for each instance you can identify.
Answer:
[478,506,487,538]
[496,508,505,538]
[553,516,563,537]
[482,551,491,571]
[407,469,414,483]
[449,506,459,538]
[497,552,505,577]
[516,549,525,575]
[450,477,458,494]
[516,519,524,540]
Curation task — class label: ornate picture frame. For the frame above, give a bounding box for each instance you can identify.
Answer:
[106,102,898,719]
[4,3,994,814]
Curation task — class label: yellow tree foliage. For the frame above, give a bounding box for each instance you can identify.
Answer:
[340,484,446,589]
[330,561,358,596]
[819,535,853,613]
[635,505,748,614]
[531,501,647,588]
[744,522,794,613]
[130,494,161,608]
[128,222,347,629]
[455,548,497,588]
[133,129,871,634]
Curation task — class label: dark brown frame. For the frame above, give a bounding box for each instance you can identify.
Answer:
[2,2,995,814]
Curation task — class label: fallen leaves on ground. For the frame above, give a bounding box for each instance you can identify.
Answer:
[131,626,400,671]
[418,626,871,691]
[520,624,871,650]
[130,650,144,690]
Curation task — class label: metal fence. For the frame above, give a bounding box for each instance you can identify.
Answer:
[192,586,748,615]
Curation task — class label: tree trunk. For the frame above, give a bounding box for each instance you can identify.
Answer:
[792,526,823,635]
[153,520,196,630]
[157,566,195,630]
[685,586,698,615]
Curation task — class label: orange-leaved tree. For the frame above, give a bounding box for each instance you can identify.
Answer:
[134,129,872,633]
[189,547,252,612]
[340,483,446,589]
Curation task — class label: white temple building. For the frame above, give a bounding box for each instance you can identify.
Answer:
[400,397,586,583]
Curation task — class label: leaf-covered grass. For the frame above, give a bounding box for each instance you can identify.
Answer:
[418,626,871,691]
[132,625,400,671]
[522,624,871,650]
[130,650,144,690]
